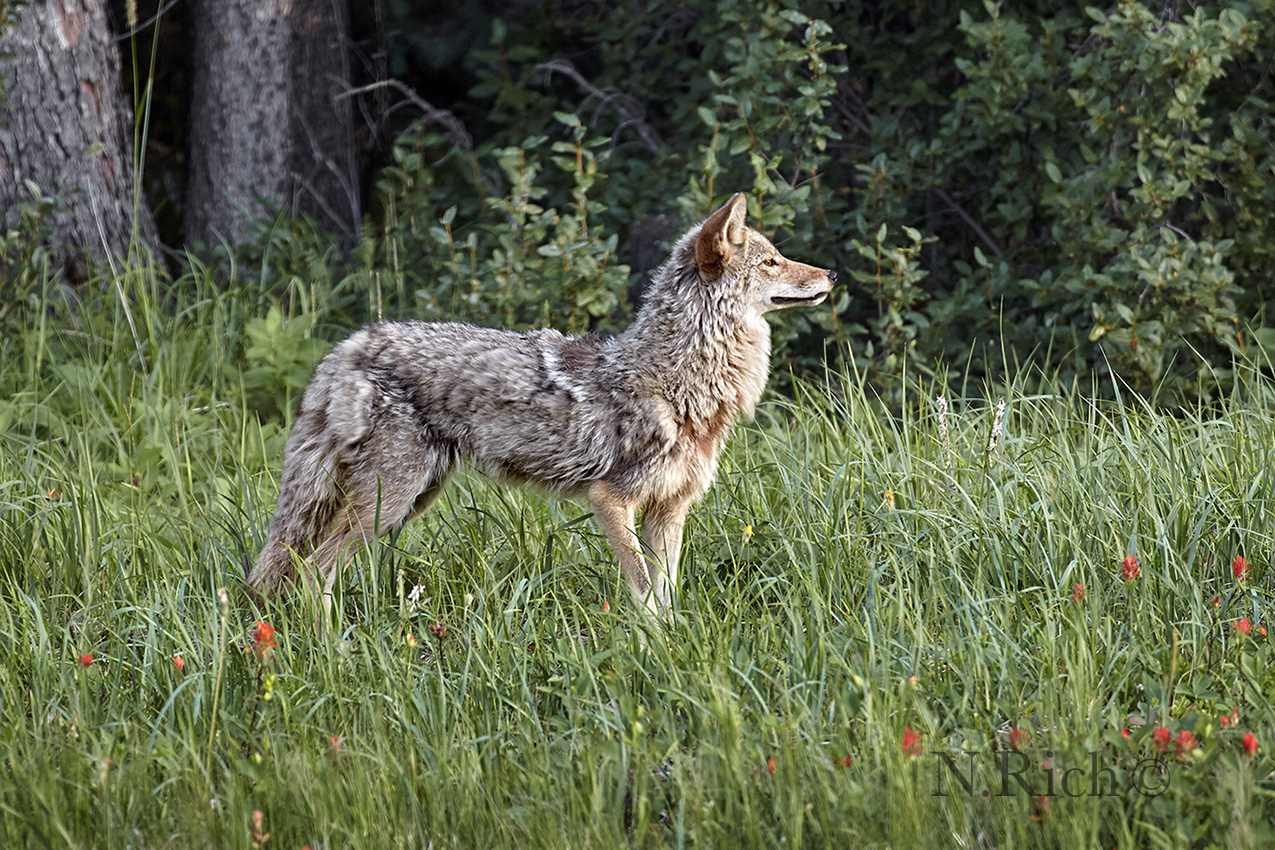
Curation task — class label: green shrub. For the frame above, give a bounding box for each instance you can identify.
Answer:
[7,0,1274,407]
[366,0,1275,402]
[370,117,631,334]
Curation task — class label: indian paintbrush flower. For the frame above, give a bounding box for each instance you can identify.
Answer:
[902,726,923,757]
[251,622,277,659]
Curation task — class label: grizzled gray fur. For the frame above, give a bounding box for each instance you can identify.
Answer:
[249,193,835,617]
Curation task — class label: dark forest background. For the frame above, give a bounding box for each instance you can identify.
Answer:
[3,0,1275,408]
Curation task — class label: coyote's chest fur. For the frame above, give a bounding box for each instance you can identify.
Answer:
[248,192,835,618]
[638,319,770,503]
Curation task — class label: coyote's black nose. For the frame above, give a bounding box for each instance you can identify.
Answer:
[827,270,837,282]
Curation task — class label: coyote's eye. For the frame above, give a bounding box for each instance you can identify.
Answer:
[763,257,778,267]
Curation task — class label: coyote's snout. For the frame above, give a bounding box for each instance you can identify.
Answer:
[248,193,835,617]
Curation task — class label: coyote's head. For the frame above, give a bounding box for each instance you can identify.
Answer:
[694,192,836,311]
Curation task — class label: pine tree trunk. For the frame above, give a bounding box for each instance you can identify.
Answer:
[183,0,358,249]
[0,0,161,279]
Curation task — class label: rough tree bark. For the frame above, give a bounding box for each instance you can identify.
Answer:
[183,0,358,249]
[0,0,161,278]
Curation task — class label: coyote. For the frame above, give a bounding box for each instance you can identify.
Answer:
[248,193,835,616]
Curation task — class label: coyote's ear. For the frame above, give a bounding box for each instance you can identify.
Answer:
[695,193,748,281]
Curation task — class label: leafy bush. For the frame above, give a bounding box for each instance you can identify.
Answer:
[0,184,58,327]
[918,1,1269,396]
[7,0,1274,408]
[370,115,631,335]
[353,0,1275,403]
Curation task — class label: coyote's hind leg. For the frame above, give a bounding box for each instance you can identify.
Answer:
[309,437,455,611]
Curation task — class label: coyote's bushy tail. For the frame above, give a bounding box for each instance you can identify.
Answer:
[248,448,342,597]
[248,351,371,597]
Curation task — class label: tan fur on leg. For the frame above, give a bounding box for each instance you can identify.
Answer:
[641,497,691,619]
[587,481,652,613]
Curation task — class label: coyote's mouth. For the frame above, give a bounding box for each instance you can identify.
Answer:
[771,290,829,307]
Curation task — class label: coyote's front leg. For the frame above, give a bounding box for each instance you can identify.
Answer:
[587,481,657,615]
[640,497,691,618]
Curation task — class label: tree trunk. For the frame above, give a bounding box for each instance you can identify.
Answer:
[0,0,161,279]
[183,0,358,250]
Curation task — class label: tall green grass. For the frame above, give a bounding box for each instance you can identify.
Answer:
[0,265,1271,849]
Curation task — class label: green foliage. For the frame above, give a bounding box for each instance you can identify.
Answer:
[845,223,936,387]
[368,119,630,334]
[1028,2,1252,387]
[0,183,58,326]
[908,0,1275,397]
[6,1,1274,403]
[354,0,1275,401]
[235,306,327,420]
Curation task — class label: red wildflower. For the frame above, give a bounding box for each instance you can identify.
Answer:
[78,653,94,668]
[1030,794,1049,821]
[601,600,611,613]
[840,754,853,768]
[1242,733,1259,755]
[1232,555,1250,581]
[1175,730,1198,758]
[1071,582,1085,603]
[1234,617,1254,636]
[251,622,277,659]
[173,655,185,672]
[1220,707,1239,728]
[767,757,776,775]
[1121,729,1130,740]
[250,809,270,847]
[1121,555,1140,581]
[1007,727,1031,751]
[1152,726,1172,752]
[901,726,923,757]
[1210,596,1221,609]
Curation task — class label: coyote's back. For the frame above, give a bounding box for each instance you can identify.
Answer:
[249,193,835,616]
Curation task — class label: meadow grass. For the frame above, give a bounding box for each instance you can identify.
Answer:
[0,267,1272,849]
